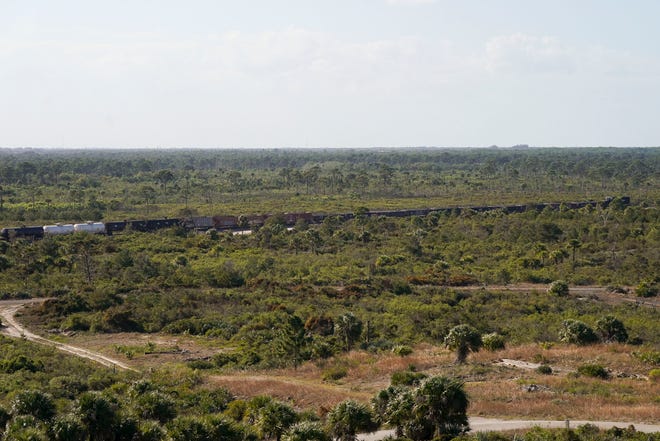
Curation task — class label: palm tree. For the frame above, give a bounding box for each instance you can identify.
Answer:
[414,377,470,438]
[444,325,482,364]
[283,421,329,441]
[74,392,119,441]
[334,313,363,352]
[256,401,297,441]
[326,400,377,441]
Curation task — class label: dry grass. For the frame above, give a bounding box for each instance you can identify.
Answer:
[207,374,371,414]
[57,332,219,370]
[38,330,660,423]
[204,345,454,413]
[467,377,659,422]
[207,343,659,423]
[472,343,653,376]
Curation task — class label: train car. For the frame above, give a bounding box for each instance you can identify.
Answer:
[368,210,394,218]
[43,224,75,235]
[412,208,433,216]
[245,214,268,227]
[74,222,106,234]
[312,213,330,223]
[283,212,314,225]
[127,218,181,232]
[212,215,238,230]
[105,221,127,234]
[186,217,214,231]
[1,226,44,241]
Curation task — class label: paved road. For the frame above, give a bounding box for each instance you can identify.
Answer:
[358,418,659,440]
[0,298,136,372]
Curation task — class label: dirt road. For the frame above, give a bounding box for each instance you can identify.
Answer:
[458,284,659,308]
[358,418,660,440]
[0,299,137,372]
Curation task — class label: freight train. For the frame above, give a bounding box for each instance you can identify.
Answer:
[0,196,629,241]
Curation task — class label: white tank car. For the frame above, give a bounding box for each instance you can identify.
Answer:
[74,222,106,234]
[43,224,75,235]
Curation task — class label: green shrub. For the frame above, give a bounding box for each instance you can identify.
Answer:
[390,370,428,386]
[649,369,660,383]
[577,364,609,379]
[188,360,215,370]
[632,350,660,366]
[322,367,347,382]
[134,391,177,423]
[559,320,599,345]
[392,280,412,295]
[0,355,43,373]
[596,315,628,343]
[238,351,261,367]
[635,280,658,297]
[60,314,91,332]
[48,376,88,399]
[391,345,413,357]
[536,364,553,375]
[482,333,506,351]
[311,341,335,359]
[11,390,56,421]
[212,353,238,368]
[282,421,330,441]
[548,280,569,296]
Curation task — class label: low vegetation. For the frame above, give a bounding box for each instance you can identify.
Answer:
[0,148,658,439]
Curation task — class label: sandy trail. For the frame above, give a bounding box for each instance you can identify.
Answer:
[0,299,137,372]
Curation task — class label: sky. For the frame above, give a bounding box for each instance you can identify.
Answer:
[1,0,659,148]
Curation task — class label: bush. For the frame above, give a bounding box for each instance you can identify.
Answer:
[649,369,660,383]
[322,366,347,382]
[536,364,553,375]
[48,376,88,399]
[392,280,412,295]
[606,285,628,294]
[482,333,506,351]
[49,414,87,441]
[0,354,43,373]
[188,360,215,370]
[632,350,660,366]
[635,280,658,297]
[189,388,234,414]
[548,280,569,296]
[60,314,91,332]
[11,390,56,421]
[390,370,428,386]
[559,320,599,345]
[283,421,330,441]
[134,391,177,423]
[212,353,238,368]
[311,341,335,359]
[577,364,609,379]
[391,345,413,357]
[596,315,628,343]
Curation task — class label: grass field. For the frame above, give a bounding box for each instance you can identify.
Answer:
[53,326,659,422]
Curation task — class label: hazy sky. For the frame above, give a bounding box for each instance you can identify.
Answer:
[1,0,659,148]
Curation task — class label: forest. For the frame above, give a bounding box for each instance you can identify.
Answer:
[0,147,658,441]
